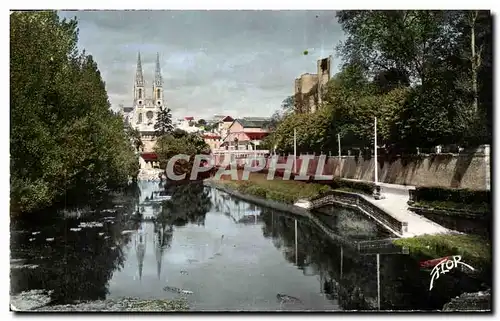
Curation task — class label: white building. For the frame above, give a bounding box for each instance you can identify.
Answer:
[119,52,166,169]
[174,116,202,134]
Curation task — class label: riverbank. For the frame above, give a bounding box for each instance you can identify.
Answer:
[392,234,491,271]
[215,171,332,204]
[10,290,189,312]
[209,173,491,270]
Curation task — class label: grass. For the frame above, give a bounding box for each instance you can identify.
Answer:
[393,234,491,269]
[213,171,333,204]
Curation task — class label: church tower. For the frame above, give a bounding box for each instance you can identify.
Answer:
[153,52,163,108]
[134,52,145,108]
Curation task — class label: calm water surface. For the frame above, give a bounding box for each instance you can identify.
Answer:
[10,181,488,311]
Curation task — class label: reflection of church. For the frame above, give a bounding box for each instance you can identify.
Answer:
[134,220,173,281]
[135,222,146,281]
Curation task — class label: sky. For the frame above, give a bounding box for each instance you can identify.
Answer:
[58,10,345,120]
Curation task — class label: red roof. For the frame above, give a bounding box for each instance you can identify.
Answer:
[246,132,268,140]
[222,116,234,122]
[141,152,158,161]
[184,116,194,121]
[203,134,221,139]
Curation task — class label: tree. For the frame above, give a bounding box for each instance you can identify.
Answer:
[10,11,139,215]
[154,106,174,137]
[337,10,456,85]
[336,10,492,148]
[125,124,143,152]
[154,131,210,171]
[197,119,207,127]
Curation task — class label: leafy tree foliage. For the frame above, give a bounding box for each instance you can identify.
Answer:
[10,11,139,215]
[154,106,174,137]
[336,10,492,149]
[154,130,210,171]
[125,124,143,152]
[270,10,491,154]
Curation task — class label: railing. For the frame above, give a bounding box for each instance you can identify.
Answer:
[310,190,408,236]
[212,149,270,155]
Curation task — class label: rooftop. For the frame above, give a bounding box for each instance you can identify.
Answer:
[237,117,271,129]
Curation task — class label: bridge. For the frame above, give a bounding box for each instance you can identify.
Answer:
[305,190,408,237]
[298,189,451,238]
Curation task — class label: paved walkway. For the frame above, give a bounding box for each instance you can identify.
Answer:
[360,192,452,238]
[342,179,453,237]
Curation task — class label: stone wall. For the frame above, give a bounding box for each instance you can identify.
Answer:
[213,146,490,190]
[325,150,489,190]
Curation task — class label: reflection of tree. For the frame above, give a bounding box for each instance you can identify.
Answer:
[260,208,381,310]
[259,206,485,311]
[153,218,174,280]
[160,182,211,227]
[10,183,141,304]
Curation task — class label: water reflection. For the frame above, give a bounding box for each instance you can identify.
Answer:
[10,186,140,304]
[10,183,489,311]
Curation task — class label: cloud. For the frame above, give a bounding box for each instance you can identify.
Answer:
[58,10,345,120]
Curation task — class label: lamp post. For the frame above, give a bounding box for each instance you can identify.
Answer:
[374,117,378,184]
[373,117,382,199]
[293,128,297,174]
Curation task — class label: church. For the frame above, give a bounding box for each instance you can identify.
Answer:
[120,52,165,169]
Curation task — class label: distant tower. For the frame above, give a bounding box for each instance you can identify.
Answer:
[153,52,163,108]
[134,52,145,108]
[316,55,332,108]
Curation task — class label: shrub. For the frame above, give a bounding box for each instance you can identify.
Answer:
[414,186,491,205]
[329,178,375,195]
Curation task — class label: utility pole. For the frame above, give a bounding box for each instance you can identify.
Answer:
[293,128,297,174]
[373,117,383,200]
[337,133,341,159]
[374,117,378,184]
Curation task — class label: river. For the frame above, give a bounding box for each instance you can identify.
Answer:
[10,181,488,311]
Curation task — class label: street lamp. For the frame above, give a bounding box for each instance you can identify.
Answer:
[293,128,297,174]
[373,117,383,200]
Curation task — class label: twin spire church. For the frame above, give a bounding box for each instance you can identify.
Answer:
[120,52,166,158]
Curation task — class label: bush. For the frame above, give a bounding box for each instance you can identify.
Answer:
[414,186,491,205]
[329,178,375,195]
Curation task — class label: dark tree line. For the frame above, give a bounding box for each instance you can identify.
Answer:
[10,11,140,215]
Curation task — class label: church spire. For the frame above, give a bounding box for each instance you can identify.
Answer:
[154,52,162,87]
[135,52,144,87]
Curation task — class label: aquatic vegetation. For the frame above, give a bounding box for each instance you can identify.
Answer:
[78,222,104,228]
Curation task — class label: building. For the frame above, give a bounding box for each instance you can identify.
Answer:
[294,56,332,114]
[203,133,222,151]
[174,116,202,134]
[216,116,234,138]
[120,52,166,169]
[221,117,271,150]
